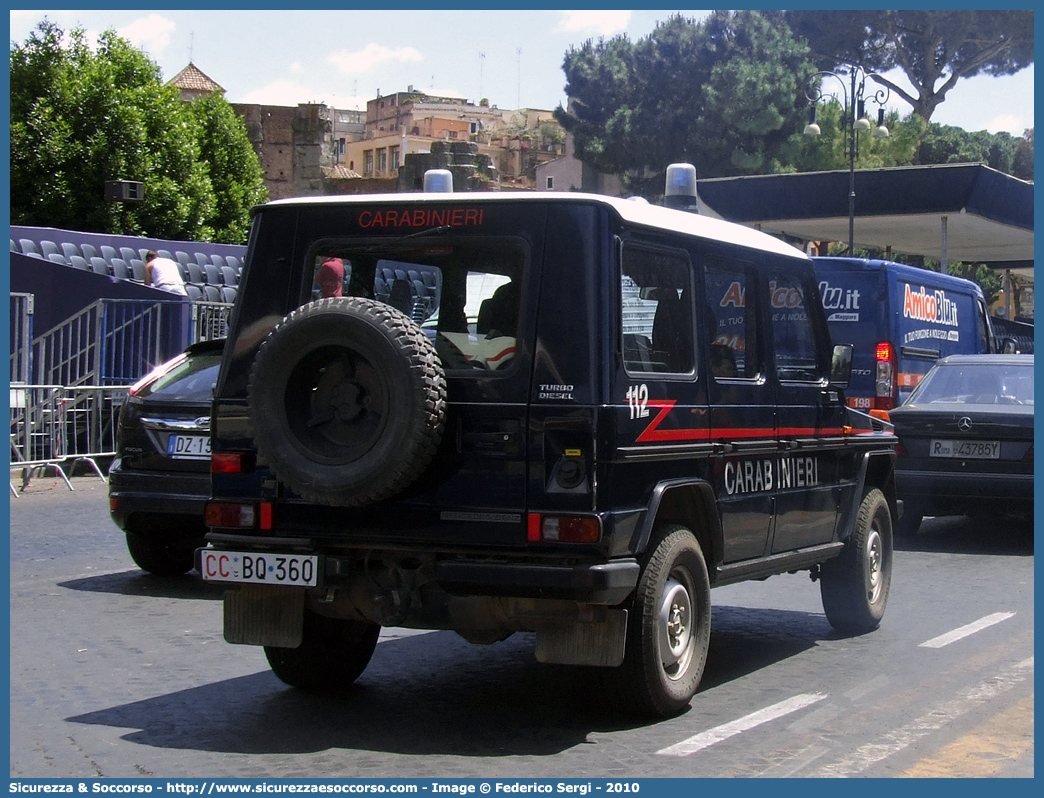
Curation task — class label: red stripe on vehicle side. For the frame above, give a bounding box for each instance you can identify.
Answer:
[634,401,844,443]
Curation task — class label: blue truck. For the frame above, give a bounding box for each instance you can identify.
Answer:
[813,257,996,411]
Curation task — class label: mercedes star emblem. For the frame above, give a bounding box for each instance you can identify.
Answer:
[957,417,973,432]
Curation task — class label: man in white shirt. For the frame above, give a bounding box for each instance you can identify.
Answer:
[144,250,189,296]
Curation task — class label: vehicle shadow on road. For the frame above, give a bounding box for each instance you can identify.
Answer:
[702,605,829,692]
[58,570,226,600]
[66,607,826,756]
[894,515,1034,556]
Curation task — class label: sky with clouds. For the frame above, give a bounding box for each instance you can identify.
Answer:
[8,9,1034,136]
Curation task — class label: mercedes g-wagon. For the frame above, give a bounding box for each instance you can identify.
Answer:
[200,166,898,717]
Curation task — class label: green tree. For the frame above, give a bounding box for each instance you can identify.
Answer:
[556,11,818,191]
[1012,129,1034,181]
[947,262,1002,307]
[781,10,1034,125]
[11,19,266,243]
[11,20,215,239]
[188,91,268,243]
[919,125,1013,171]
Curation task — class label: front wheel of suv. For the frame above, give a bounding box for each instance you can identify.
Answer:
[820,487,893,634]
[264,610,381,692]
[613,524,711,717]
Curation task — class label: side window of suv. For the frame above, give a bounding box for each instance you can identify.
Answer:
[620,244,694,375]
[770,272,821,382]
[704,259,761,380]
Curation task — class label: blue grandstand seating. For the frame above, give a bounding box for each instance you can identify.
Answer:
[204,264,222,285]
[19,239,41,256]
[61,242,81,260]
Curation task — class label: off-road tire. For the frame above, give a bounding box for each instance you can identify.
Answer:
[820,487,893,634]
[248,297,446,507]
[613,524,711,717]
[264,610,381,692]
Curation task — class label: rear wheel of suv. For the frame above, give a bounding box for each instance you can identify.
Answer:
[248,297,447,507]
[264,610,381,692]
[614,524,711,717]
[820,487,893,633]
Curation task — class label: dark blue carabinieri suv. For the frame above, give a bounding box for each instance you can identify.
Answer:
[198,167,899,717]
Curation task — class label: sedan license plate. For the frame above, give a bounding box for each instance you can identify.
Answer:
[167,433,211,459]
[930,439,1000,459]
[200,550,319,587]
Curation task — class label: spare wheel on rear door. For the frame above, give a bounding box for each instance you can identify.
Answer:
[247,297,447,506]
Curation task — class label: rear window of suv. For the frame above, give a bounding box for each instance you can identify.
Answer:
[302,238,526,373]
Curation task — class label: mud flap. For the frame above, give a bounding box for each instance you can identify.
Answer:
[535,609,628,667]
[223,585,305,647]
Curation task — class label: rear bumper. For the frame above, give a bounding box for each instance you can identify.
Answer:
[896,468,1033,511]
[108,464,210,529]
[434,558,640,605]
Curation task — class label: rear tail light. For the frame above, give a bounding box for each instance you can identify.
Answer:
[527,513,601,543]
[205,502,256,528]
[874,341,897,410]
[212,452,254,473]
[1023,445,1033,463]
[895,441,907,457]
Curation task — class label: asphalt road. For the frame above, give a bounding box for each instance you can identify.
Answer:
[8,474,1034,779]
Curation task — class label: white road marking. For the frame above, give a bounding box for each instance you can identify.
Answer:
[919,612,1015,648]
[656,693,827,756]
[811,657,1034,777]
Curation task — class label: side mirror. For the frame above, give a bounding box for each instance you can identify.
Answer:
[829,344,853,388]
[1000,336,1020,355]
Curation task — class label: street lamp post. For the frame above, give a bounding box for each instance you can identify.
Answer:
[804,66,890,255]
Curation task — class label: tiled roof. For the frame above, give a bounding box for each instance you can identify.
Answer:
[323,166,363,179]
[167,63,224,93]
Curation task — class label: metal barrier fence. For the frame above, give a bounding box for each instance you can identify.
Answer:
[10,292,33,383]
[9,293,232,494]
[193,300,233,341]
[10,383,129,495]
[32,298,190,386]
[12,293,233,387]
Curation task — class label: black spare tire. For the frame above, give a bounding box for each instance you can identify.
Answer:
[248,297,447,506]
